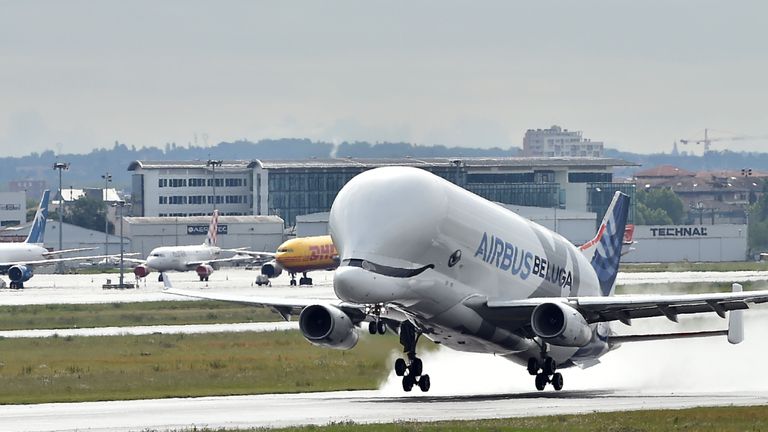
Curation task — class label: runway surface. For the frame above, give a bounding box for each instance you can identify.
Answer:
[0,321,298,338]
[0,389,766,432]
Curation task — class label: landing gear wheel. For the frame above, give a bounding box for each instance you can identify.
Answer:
[402,375,415,392]
[158,274,164,282]
[527,358,539,376]
[289,278,297,286]
[418,374,431,392]
[9,282,17,289]
[376,320,387,335]
[543,357,557,376]
[298,275,313,286]
[368,321,377,335]
[551,372,563,391]
[394,358,407,376]
[409,358,423,377]
[535,373,548,391]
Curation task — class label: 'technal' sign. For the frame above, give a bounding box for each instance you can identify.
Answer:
[187,225,228,235]
[650,226,707,237]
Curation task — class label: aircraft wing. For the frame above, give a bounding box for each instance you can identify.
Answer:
[485,286,768,326]
[42,247,97,256]
[164,286,365,322]
[0,253,138,268]
[224,250,277,258]
[185,255,254,267]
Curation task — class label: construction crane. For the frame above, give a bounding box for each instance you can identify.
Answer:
[679,128,768,152]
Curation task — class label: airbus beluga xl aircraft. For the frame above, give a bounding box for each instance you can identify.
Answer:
[167,167,768,392]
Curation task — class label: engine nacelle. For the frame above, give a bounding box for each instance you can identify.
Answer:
[261,260,283,278]
[531,302,592,347]
[196,264,214,278]
[8,265,33,283]
[134,264,151,278]
[298,304,359,350]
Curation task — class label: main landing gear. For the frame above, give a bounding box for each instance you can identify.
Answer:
[8,281,23,289]
[527,355,563,391]
[290,273,313,286]
[158,274,163,282]
[199,275,209,282]
[395,321,430,392]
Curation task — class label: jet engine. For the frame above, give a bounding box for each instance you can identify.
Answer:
[261,260,283,278]
[8,265,33,283]
[196,264,214,280]
[134,264,151,278]
[530,302,592,347]
[298,304,359,350]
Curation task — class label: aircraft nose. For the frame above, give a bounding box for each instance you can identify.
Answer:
[329,167,448,267]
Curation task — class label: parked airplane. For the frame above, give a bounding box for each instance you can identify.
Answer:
[0,190,116,289]
[258,235,338,286]
[129,210,249,282]
[166,167,768,393]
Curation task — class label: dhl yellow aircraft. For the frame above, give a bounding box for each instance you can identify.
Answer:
[259,235,338,286]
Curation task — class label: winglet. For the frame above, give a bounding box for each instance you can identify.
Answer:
[728,283,744,344]
[161,272,172,291]
[25,190,50,244]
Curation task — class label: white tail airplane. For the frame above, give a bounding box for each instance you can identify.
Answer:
[128,210,249,282]
[166,167,767,392]
[0,190,120,289]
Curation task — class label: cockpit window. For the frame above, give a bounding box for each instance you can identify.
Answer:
[277,248,292,253]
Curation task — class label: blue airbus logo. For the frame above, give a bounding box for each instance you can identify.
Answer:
[474,232,573,289]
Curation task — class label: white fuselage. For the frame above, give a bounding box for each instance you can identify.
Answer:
[331,167,610,368]
[0,243,50,267]
[145,244,220,272]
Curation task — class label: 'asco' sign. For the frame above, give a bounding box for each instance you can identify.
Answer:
[187,225,228,235]
[650,226,708,237]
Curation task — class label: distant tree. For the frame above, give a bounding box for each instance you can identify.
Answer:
[68,197,114,233]
[635,201,674,225]
[26,198,38,222]
[635,188,685,224]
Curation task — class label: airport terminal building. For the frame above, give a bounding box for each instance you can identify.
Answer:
[129,157,638,227]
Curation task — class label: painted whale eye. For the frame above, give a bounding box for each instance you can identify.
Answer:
[448,249,462,267]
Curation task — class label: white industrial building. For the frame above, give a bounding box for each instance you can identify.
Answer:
[123,214,284,258]
[523,126,604,157]
[622,224,748,263]
[128,161,252,218]
[0,191,26,227]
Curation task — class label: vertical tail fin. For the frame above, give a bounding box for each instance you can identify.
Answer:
[579,191,630,296]
[204,210,219,247]
[25,190,50,244]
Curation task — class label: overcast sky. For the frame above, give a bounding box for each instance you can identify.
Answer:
[1,1,767,157]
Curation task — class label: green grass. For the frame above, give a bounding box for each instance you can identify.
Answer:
[0,301,280,331]
[621,261,768,272]
[231,406,768,431]
[0,330,408,404]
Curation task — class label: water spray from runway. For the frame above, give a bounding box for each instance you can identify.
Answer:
[379,309,768,396]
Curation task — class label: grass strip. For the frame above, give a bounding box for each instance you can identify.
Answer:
[0,330,404,404]
[160,406,768,431]
[0,301,280,331]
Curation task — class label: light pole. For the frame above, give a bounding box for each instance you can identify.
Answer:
[207,159,223,213]
[53,162,69,273]
[101,172,112,257]
[112,200,130,287]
